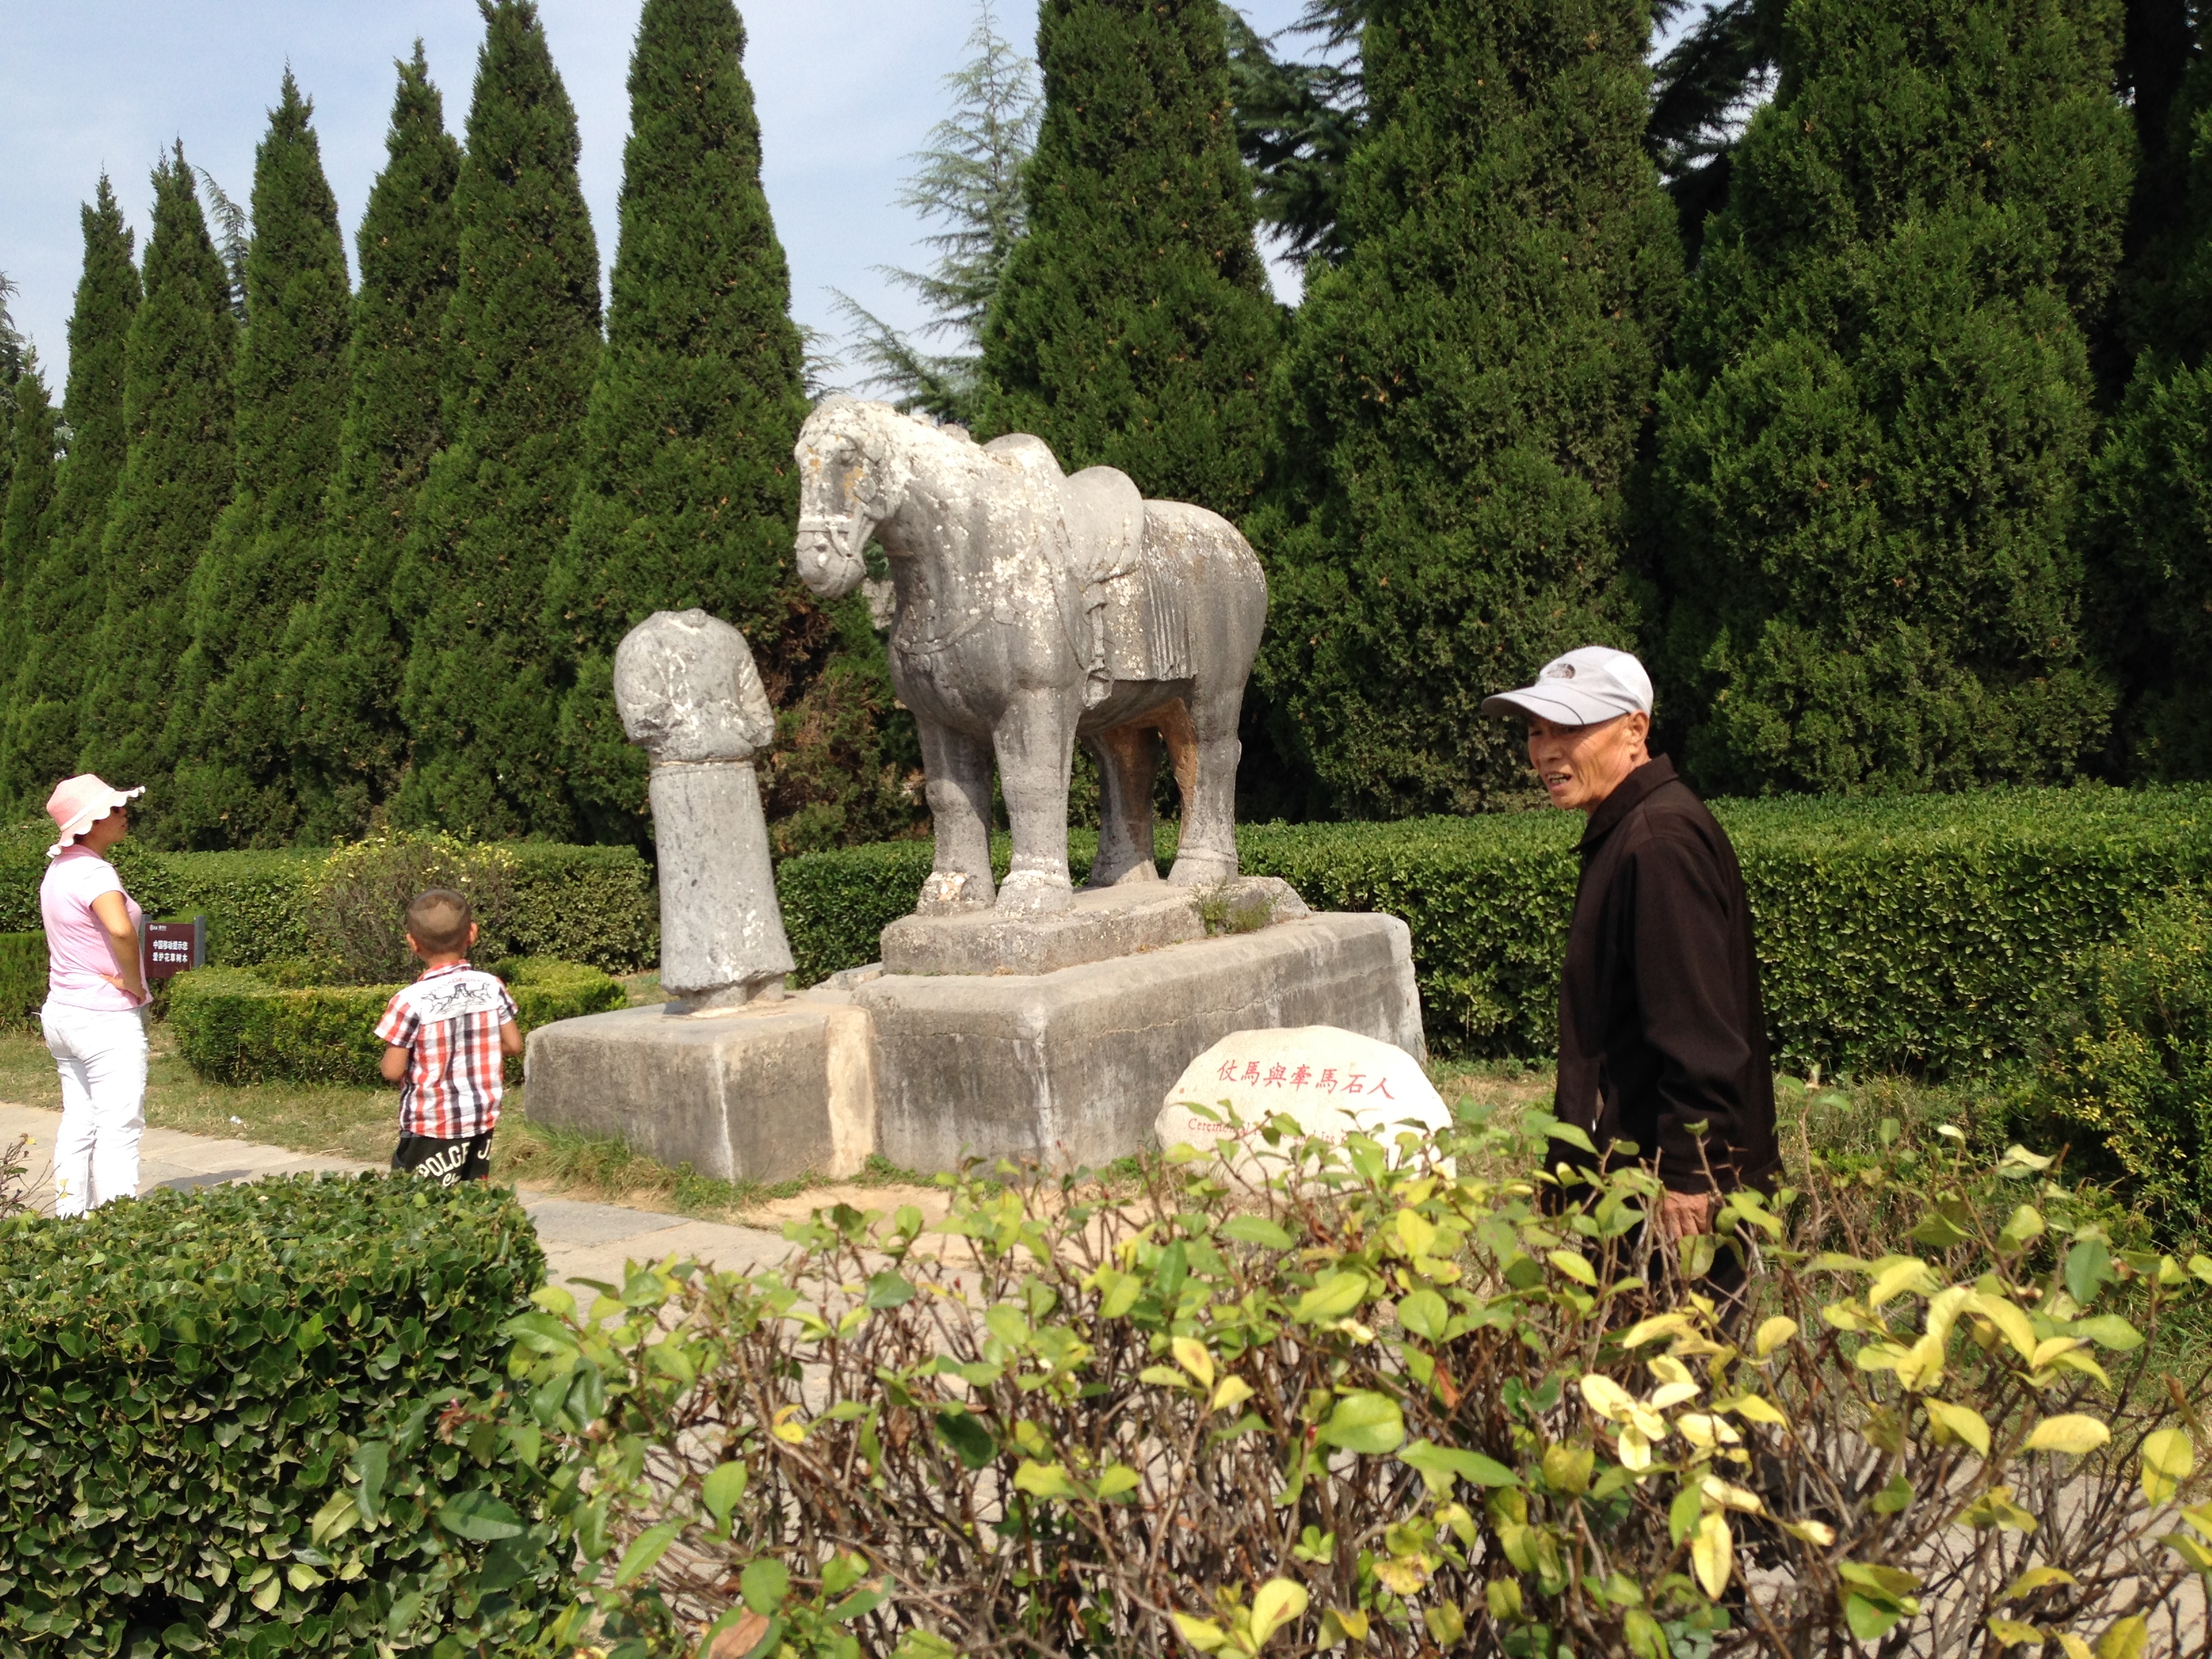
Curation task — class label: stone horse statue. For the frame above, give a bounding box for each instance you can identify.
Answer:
[793,398,1268,916]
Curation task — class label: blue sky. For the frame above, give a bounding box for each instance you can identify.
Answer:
[0,0,1319,388]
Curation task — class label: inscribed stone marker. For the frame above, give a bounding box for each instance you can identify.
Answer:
[1155,1025,1449,1169]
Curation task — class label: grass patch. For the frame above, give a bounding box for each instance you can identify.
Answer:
[491,1118,929,1219]
[0,1025,400,1164]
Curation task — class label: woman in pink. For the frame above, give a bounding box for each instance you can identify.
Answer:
[40,774,149,1215]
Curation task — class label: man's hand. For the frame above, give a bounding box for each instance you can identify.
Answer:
[1658,1189,1715,1240]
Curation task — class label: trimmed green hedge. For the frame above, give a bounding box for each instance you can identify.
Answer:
[780,787,2212,1077]
[0,822,657,972]
[167,957,628,1086]
[0,1174,562,1655]
[0,931,41,1029]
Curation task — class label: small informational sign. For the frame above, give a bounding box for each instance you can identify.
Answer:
[1155,1025,1450,1175]
[144,916,207,983]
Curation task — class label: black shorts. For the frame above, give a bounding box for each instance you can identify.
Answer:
[391,1131,493,1187]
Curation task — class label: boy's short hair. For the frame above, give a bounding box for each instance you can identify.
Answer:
[406,888,474,955]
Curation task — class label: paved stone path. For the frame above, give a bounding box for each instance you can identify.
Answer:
[0,1101,792,1287]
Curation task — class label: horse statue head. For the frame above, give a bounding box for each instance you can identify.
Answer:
[792,397,920,600]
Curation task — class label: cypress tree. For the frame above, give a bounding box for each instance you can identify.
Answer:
[0,361,60,803]
[972,0,1278,514]
[281,45,462,843]
[167,73,353,847]
[77,147,237,814]
[2091,50,2212,775]
[394,0,600,839]
[0,277,21,517]
[1254,0,1681,818]
[1651,0,2131,795]
[546,0,812,843]
[0,180,139,806]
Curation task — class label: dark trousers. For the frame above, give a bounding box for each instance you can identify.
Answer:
[391,1131,493,1187]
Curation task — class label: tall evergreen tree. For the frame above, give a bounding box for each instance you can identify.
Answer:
[972,0,1279,515]
[546,0,812,842]
[1255,0,1681,818]
[77,148,237,814]
[2089,46,2212,775]
[281,45,462,843]
[392,0,600,840]
[167,73,352,847]
[0,361,61,800]
[1651,0,2132,795]
[0,180,139,807]
[0,275,23,516]
[835,0,1041,418]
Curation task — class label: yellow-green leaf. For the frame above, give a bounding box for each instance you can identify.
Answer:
[1250,1578,1309,1648]
[1294,1272,1368,1324]
[1170,1613,1227,1653]
[1692,1511,1732,1599]
[2096,1615,2148,1659]
[1211,1375,1255,1414]
[1548,1248,1598,1287]
[1318,1390,1405,1454]
[2025,1415,2111,1456]
[611,1522,680,1589]
[2142,1428,2194,1507]
[1013,1461,1078,1500]
[1171,1337,1215,1390]
[1987,1618,2043,1647]
[1579,1373,1635,1421]
[1925,1399,1992,1456]
[1868,1257,1938,1307]
[1620,1312,1694,1348]
[1753,1315,1797,1358]
[2001,1565,2077,1601]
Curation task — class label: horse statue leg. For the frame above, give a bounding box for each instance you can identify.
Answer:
[917,718,996,912]
[1083,723,1163,888]
[992,687,1080,914]
[1167,682,1244,886]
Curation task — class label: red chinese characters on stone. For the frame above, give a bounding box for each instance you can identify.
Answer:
[1202,1052,1410,1097]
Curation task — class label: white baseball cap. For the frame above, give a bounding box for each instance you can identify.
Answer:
[1482,646,1653,726]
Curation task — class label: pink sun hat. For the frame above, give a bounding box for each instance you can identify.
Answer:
[45,773,144,857]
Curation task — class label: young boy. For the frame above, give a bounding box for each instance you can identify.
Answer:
[374,888,523,1187]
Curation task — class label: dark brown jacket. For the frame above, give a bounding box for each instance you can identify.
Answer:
[1554,757,1781,1195]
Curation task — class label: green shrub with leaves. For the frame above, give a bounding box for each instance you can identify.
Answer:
[0,930,43,1029]
[780,787,2212,1075]
[2038,887,2212,1237]
[0,1174,559,1656]
[167,957,626,1086]
[303,830,518,985]
[458,1109,2212,1656]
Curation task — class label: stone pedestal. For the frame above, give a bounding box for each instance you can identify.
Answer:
[846,912,1423,1174]
[524,1000,876,1184]
[880,876,1308,977]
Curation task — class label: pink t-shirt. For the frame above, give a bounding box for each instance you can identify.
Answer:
[41,846,145,1011]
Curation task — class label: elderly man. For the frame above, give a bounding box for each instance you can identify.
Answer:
[1483,647,1781,1248]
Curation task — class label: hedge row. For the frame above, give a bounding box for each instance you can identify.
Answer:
[167,957,628,1086]
[0,821,657,972]
[777,787,2212,1077]
[0,931,41,1029]
[0,1175,561,1655]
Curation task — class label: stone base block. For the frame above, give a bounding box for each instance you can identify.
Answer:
[523,1000,876,1184]
[854,912,1424,1172]
[880,876,1308,976]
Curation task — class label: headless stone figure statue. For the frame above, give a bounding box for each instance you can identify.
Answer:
[613,609,794,1012]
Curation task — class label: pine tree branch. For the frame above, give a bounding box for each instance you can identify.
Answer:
[192,166,253,324]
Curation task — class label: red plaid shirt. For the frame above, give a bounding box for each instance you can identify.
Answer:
[373,962,518,1139]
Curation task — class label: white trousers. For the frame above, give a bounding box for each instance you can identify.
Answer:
[43,1002,148,1217]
